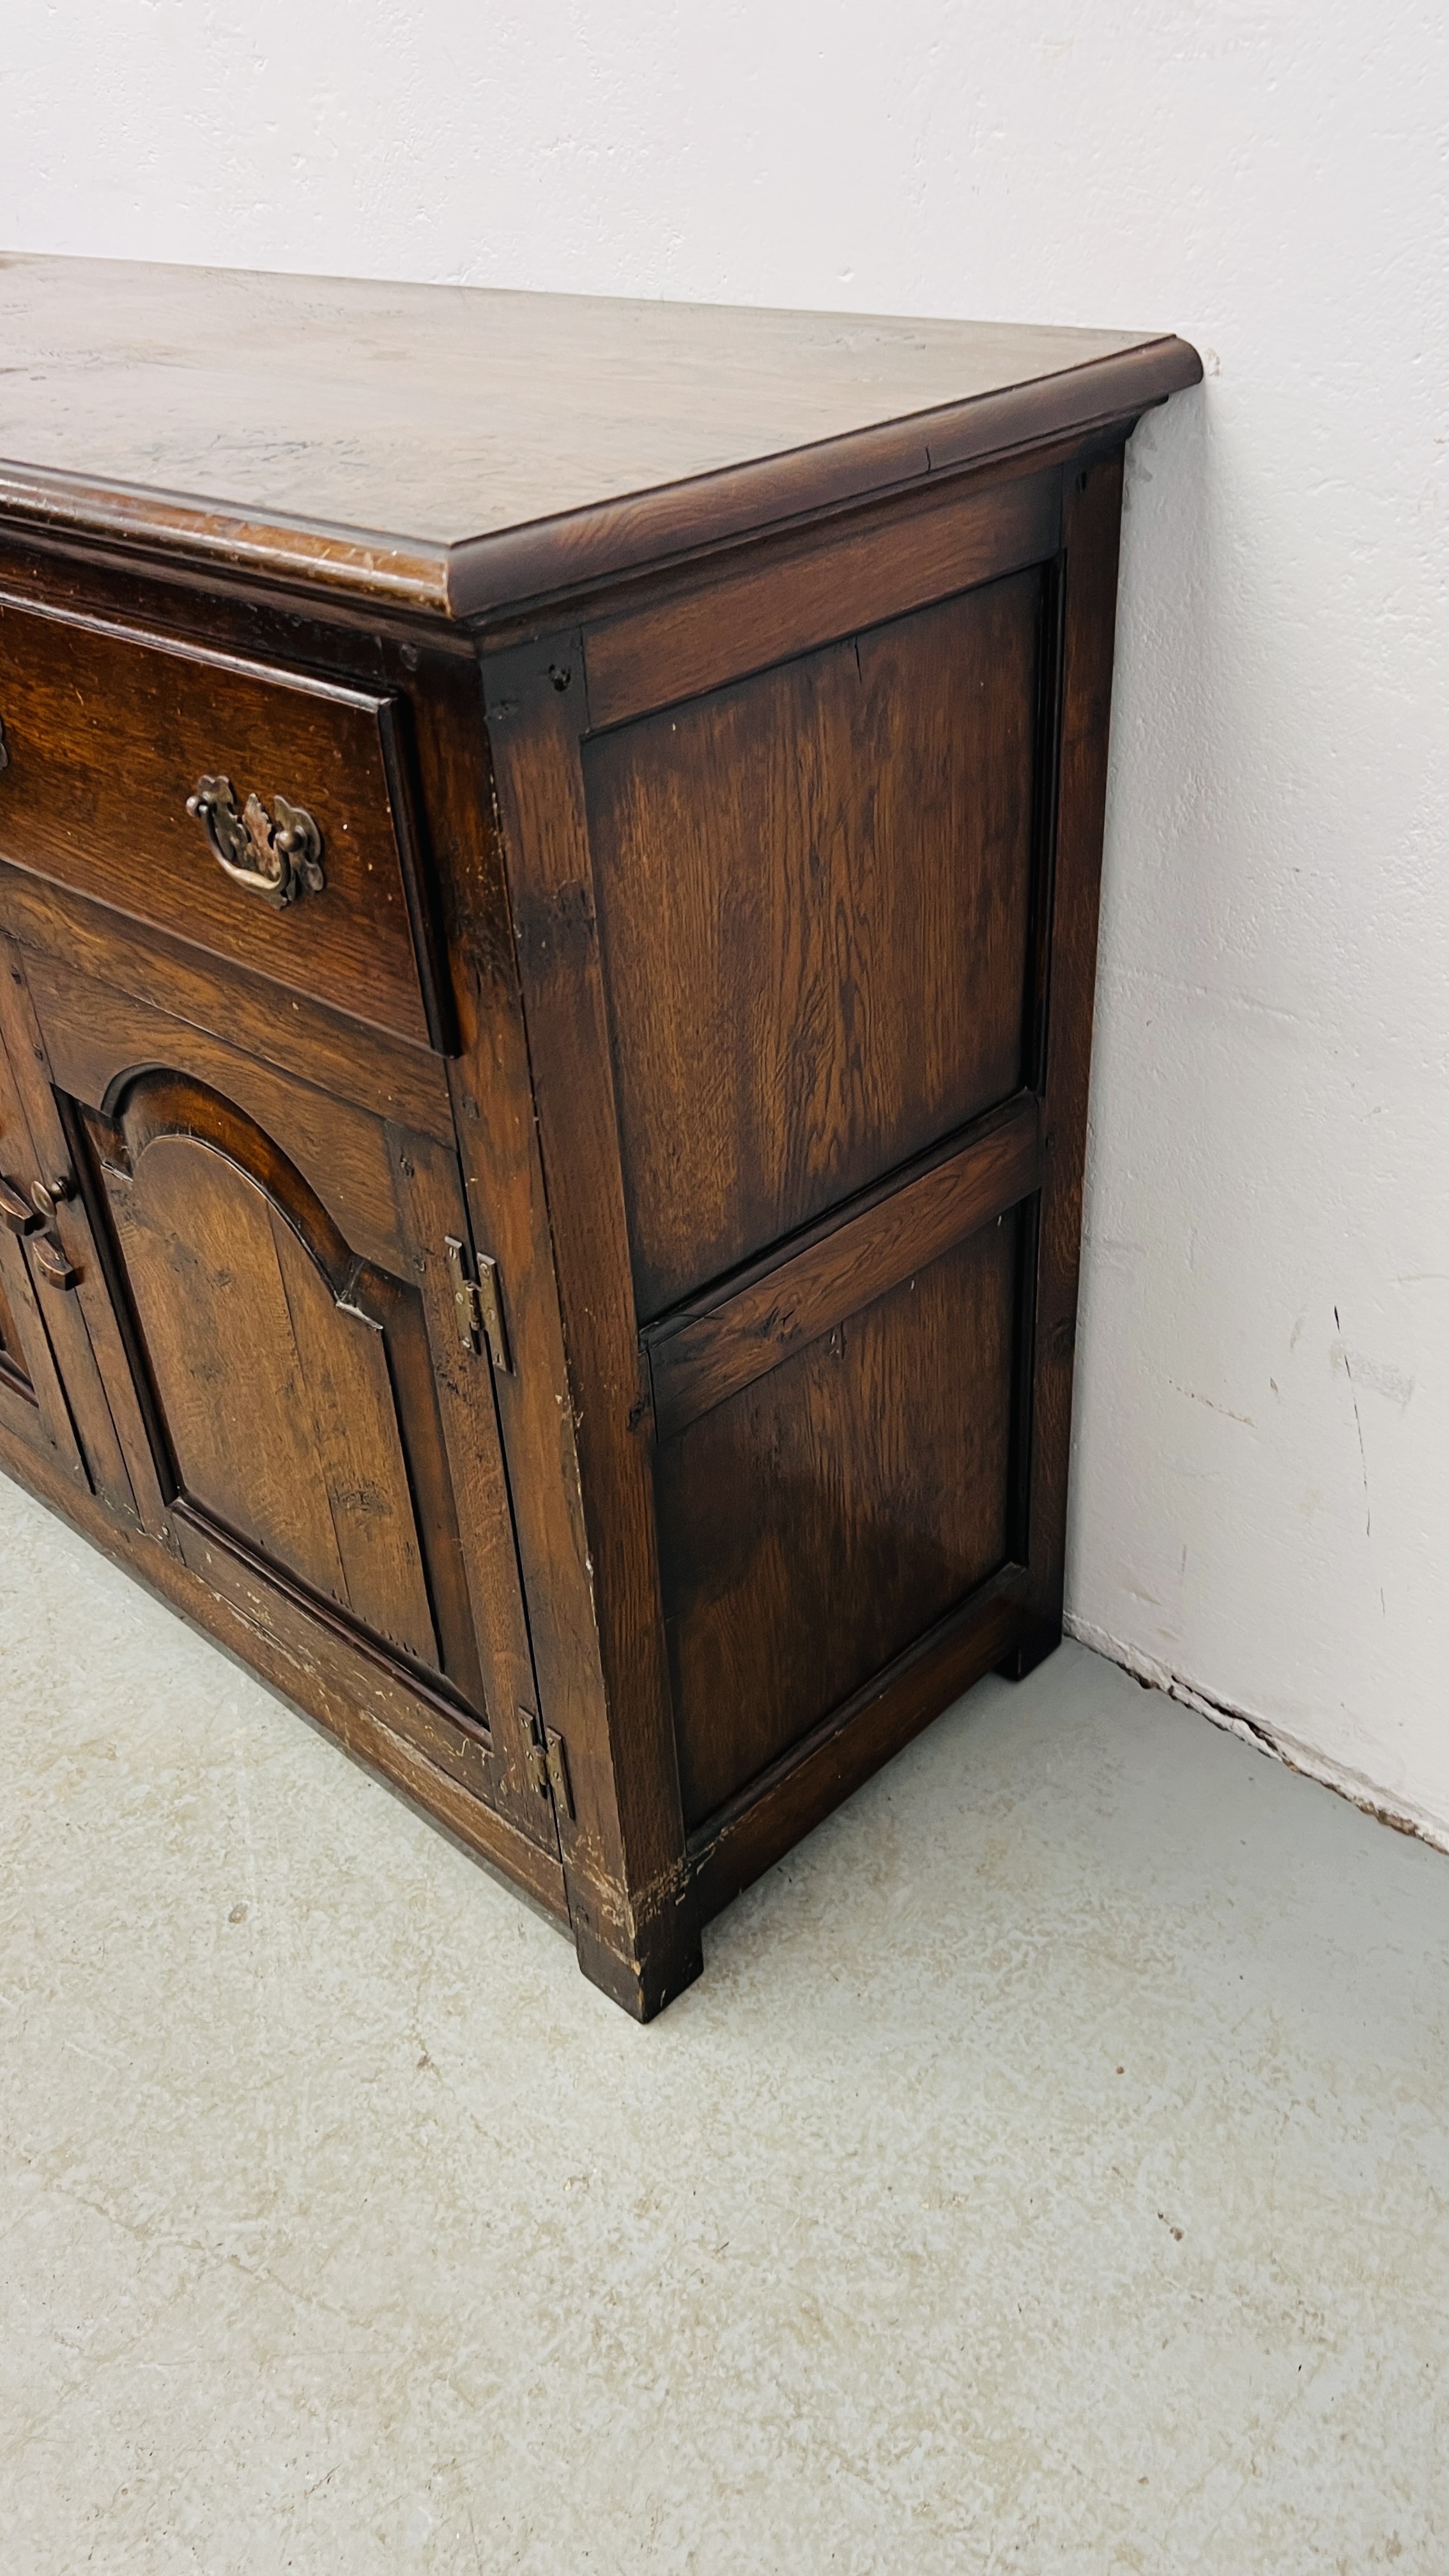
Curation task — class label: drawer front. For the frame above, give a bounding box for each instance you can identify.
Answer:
[0,596,448,1052]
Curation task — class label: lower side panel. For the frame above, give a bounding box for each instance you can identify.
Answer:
[687,1569,1049,1922]
[0,1428,572,1929]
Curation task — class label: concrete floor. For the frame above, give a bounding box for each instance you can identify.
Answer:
[2,1475,1446,2574]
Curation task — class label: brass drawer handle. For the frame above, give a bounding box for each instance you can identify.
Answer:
[186,775,326,910]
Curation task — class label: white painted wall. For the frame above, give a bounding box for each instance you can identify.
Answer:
[6,4,1448,1830]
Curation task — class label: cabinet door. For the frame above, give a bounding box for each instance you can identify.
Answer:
[15,947,551,1846]
[0,1008,88,1482]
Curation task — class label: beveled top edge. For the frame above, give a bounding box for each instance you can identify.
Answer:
[0,255,1202,618]
[443,335,1204,622]
[0,460,456,613]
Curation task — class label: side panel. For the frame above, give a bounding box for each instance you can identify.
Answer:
[489,451,1126,1944]
[585,571,1041,1315]
[657,1209,1022,1825]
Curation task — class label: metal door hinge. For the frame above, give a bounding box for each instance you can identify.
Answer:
[444,1236,510,1371]
[519,1708,574,1821]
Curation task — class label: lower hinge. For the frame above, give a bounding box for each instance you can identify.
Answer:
[519,1708,574,1821]
[444,1236,510,1371]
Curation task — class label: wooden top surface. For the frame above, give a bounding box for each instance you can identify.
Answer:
[0,255,1200,621]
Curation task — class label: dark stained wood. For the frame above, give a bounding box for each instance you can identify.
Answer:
[0,259,1199,617]
[0,1268,20,1371]
[1009,453,1126,1662]
[586,464,1060,727]
[29,951,418,1277]
[586,569,1043,1314]
[0,863,456,1142]
[14,928,549,1839]
[658,1212,1022,1826]
[0,934,154,1523]
[485,635,703,2018]
[82,1066,489,1705]
[0,264,1198,2015]
[0,1006,88,1481]
[0,594,447,1049]
[691,1572,1025,1922]
[647,1091,1041,1438]
[385,1126,560,1853]
[409,649,611,1870]
[364,1248,491,1727]
[110,1124,439,1662]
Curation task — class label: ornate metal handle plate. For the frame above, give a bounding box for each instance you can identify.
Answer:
[186,775,325,910]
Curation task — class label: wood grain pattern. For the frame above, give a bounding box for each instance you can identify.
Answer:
[0,863,456,1143]
[647,1091,1041,1438]
[0,254,1185,2016]
[408,647,610,1872]
[386,1126,558,1852]
[587,569,1042,1315]
[0,257,1199,616]
[95,1079,444,1675]
[586,465,1060,727]
[43,1019,525,1814]
[0,1004,87,1479]
[0,934,151,1521]
[0,1268,21,1376]
[29,951,415,1277]
[691,1572,1025,1921]
[0,595,440,1047]
[657,1211,1021,1826]
[486,634,703,2014]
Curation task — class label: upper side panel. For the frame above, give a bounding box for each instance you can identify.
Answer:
[584,566,1043,1318]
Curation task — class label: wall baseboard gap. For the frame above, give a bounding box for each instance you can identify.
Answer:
[1064,1613,1449,1861]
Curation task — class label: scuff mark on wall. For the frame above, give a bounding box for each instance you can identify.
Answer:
[1169,1381,1255,1427]
[1328,1338,1414,1411]
[1332,1306,1372,1539]
[1066,1618,1449,1860]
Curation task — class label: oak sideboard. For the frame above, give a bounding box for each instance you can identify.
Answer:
[0,257,1199,2014]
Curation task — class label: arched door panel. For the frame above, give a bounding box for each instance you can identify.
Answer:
[6,929,551,1852]
[82,1070,498,1736]
[107,1127,446,1669]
